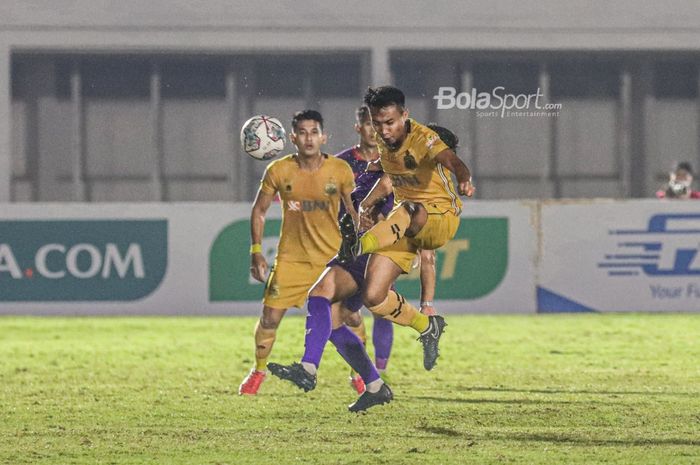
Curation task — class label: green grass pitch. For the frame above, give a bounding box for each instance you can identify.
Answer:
[1,314,699,464]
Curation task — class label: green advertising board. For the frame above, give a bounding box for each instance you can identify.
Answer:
[209,218,507,302]
[210,219,282,301]
[0,220,168,301]
[394,218,508,299]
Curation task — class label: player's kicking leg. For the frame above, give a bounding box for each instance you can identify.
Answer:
[267,265,355,391]
[338,201,425,263]
[268,262,393,411]
[328,310,393,412]
[366,249,434,380]
[362,254,447,371]
[268,314,392,412]
[239,306,286,395]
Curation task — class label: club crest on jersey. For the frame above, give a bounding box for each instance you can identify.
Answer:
[426,134,439,149]
[403,152,418,170]
[324,181,338,195]
[283,179,293,192]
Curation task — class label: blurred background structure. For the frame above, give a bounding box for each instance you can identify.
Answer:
[3,0,700,202]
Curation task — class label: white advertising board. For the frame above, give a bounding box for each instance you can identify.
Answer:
[539,199,700,312]
[0,201,536,315]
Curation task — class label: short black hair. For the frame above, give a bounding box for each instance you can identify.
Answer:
[291,109,324,132]
[674,161,693,175]
[427,123,459,151]
[355,106,370,122]
[363,86,405,111]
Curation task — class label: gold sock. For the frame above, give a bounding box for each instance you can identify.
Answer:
[254,320,276,371]
[359,206,411,254]
[367,290,429,333]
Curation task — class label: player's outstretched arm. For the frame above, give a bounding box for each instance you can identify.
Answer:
[435,149,474,197]
[358,173,393,230]
[249,187,274,283]
[340,186,359,227]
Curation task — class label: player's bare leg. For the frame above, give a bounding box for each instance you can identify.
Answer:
[418,249,437,316]
[268,266,356,390]
[338,202,428,263]
[339,203,421,261]
[363,254,447,370]
[239,305,286,395]
[269,265,391,411]
[344,307,366,343]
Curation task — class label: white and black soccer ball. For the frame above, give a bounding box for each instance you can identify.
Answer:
[240,115,286,161]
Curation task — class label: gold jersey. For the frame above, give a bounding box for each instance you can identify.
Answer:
[260,154,355,265]
[377,119,462,215]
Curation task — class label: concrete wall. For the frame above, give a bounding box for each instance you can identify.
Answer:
[3,1,700,202]
[3,1,700,50]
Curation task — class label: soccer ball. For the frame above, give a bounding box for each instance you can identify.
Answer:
[240,115,286,160]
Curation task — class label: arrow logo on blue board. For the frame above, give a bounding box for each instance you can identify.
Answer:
[598,213,700,276]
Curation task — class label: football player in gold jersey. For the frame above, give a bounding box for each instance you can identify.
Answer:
[238,110,357,395]
[268,113,468,411]
[341,86,474,371]
[337,108,443,394]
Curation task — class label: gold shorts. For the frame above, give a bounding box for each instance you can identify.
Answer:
[374,203,460,273]
[262,260,326,309]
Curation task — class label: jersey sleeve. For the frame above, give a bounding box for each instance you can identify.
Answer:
[260,162,279,195]
[340,162,356,194]
[422,127,450,159]
[335,149,352,165]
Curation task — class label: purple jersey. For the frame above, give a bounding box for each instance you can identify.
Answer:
[332,147,396,310]
[336,147,394,219]
[353,170,394,218]
[336,146,369,178]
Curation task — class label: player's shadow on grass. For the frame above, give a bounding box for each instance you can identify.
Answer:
[490,432,700,447]
[409,395,595,405]
[458,386,697,397]
[416,425,464,437]
[413,427,700,447]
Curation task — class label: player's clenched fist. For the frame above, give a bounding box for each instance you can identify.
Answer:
[250,253,268,283]
[358,204,376,231]
[459,180,475,197]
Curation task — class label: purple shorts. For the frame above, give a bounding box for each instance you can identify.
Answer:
[327,254,395,312]
[327,254,369,312]
[343,292,364,312]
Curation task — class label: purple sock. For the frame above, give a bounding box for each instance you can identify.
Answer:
[301,296,332,368]
[329,326,380,384]
[372,315,393,369]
